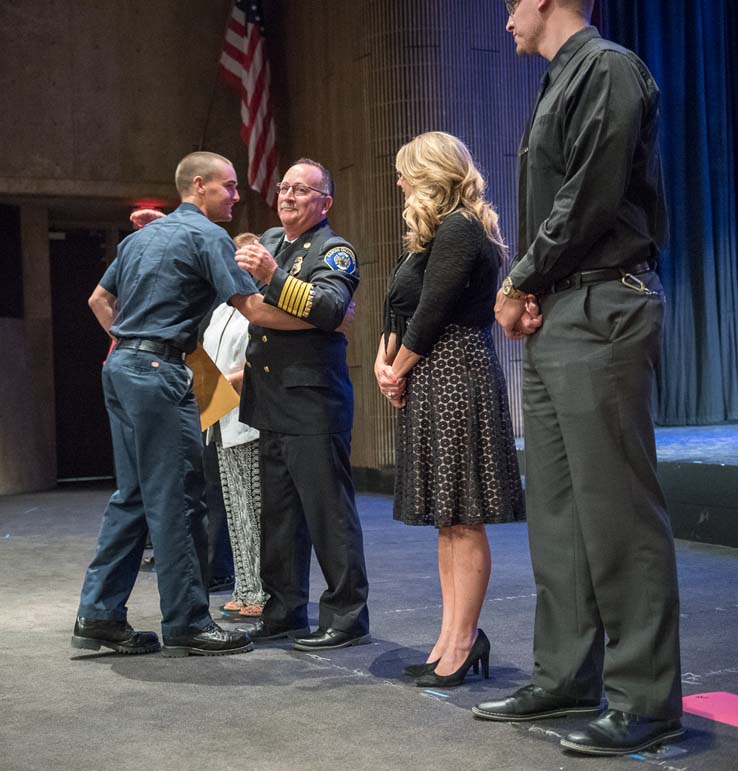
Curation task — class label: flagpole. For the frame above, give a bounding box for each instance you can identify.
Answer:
[198,0,237,151]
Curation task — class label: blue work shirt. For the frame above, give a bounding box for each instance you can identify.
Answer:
[100,203,257,352]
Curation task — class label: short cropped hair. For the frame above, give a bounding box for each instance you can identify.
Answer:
[175,151,232,196]
[291,157,334,197]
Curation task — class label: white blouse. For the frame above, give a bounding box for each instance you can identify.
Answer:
[202,303,259,448]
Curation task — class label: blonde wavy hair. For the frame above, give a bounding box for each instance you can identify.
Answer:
[396,132,505,259]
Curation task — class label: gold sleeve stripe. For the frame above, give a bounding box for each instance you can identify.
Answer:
[279,276,299,313]
[286,278,306,316]
[294,282,312,316]
[278,275,313,318]
[283,276,303,314]
[286,280,303,315]
[294,281,313,317]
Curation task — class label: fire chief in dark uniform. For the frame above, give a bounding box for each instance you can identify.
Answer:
[236,158,370,650]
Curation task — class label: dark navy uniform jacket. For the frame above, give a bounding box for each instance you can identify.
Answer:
[100,202,257,352]
[240,219,359,435]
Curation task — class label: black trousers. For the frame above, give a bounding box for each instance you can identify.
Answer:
[258,429,369,634]
[523,273,682,719]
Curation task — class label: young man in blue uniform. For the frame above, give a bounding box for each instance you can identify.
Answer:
[235,159,370,650]
[73,151,313,658]
[473,0,683,756]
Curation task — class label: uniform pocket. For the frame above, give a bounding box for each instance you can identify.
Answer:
[282,366,331,389]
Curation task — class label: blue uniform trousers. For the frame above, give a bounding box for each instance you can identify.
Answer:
[77,348,212,638]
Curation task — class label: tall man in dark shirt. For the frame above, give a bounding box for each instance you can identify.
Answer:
[234,159,370,650]
[472,0,683,756]
[73,151,310,658]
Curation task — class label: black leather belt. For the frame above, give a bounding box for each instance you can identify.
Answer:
[541,261,653,295]
[115,338,186,362]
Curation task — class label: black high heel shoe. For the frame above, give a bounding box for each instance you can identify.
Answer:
[403,659,439,677]
[415,629,490,688]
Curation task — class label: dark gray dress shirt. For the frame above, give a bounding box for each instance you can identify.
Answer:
[510,27,668,294]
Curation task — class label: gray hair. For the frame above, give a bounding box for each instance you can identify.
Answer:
[291,157,334,197]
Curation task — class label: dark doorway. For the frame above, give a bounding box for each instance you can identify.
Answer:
[0,205,23,318]
[50,229,123,480]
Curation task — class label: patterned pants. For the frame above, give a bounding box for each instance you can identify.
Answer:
[215,438,268,606]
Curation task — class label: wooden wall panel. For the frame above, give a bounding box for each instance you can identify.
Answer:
[269,1,545,468]
[0,0,245,205]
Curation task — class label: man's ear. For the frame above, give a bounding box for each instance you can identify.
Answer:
[321,195,334,216]
[193,175,205,195]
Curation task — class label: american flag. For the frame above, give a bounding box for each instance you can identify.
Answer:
[220,0,280,208]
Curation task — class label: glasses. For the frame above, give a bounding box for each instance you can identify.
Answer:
[505,0,521,14]
[275,183,329,197]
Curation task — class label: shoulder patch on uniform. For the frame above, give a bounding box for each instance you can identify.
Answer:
[323,246,357,274]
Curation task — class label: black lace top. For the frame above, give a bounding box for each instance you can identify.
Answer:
[383,210,502,357]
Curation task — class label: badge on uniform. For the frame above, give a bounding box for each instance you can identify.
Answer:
[289,255,304,276]
[323,246,357,274]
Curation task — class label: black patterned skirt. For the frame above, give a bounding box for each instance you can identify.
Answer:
[394,324,525,528]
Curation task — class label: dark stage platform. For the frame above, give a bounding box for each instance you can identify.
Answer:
[357,424,738,549]
[1,481,738,771]
[518,424,738,549]
[651,425,738,549]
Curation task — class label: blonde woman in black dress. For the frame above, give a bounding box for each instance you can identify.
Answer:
[375,131,528,687]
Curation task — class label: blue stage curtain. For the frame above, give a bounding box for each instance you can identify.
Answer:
[601,0,738,424]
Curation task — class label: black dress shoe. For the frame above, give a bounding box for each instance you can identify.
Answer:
[292,628,371,651]
[71,617,160,655]
[236,619,310,642]
[160,622,253,657]
[403,660,439,677]
[560,709,685,756]
[472,684,602,721]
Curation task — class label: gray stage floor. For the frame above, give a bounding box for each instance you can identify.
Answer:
[1,486,737,771]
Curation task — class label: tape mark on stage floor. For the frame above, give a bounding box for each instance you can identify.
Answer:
[682,665,738,684]
[383,593,536,614]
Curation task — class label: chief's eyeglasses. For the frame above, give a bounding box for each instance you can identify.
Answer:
[275,183,329,197]
[505,0,522,15]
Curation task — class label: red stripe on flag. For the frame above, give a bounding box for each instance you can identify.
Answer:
[219,2,280,209]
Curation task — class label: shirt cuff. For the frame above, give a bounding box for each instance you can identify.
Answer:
[400,326,429,358]
[508,259,537,293]
[99,276,117,294]
[236,270,259,296]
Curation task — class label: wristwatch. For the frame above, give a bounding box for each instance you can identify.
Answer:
[501,276,526,300]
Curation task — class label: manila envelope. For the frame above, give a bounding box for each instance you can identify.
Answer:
[185,343,241,431]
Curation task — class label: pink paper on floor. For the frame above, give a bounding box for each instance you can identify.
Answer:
[683,692,738,728]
